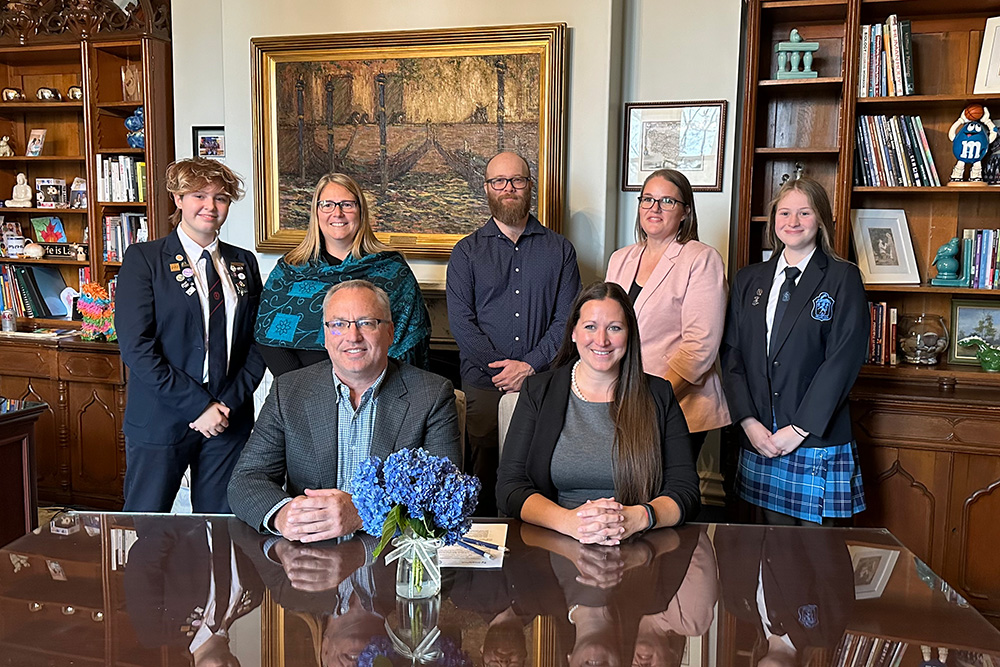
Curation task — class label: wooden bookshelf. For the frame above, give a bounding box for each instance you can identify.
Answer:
[0,2,173,512]
[736,0,1000,629]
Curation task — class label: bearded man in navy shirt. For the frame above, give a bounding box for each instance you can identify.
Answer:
[446,151,581,516]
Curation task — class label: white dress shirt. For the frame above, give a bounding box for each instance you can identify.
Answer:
[765,247,817,355]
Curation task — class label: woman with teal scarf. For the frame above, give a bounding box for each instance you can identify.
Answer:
[255,173,430,376]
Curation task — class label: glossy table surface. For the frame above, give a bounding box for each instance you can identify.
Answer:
[1,513,998,667]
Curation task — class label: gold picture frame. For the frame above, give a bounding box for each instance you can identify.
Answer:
[251,24,567,258]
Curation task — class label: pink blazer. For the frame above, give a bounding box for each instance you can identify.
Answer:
[606,240,731,432]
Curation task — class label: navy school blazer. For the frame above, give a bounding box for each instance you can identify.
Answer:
[720,247,870,449]
[115,228,265,445]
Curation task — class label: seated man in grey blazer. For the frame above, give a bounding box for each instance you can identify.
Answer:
[229,280,462,541]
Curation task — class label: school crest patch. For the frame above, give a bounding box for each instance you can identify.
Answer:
[797,604,819,628]
[811,292,834,321]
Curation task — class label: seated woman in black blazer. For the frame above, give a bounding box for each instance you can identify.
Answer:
[496,281,700,545]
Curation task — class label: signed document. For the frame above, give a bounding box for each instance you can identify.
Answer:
[439,523,508,569]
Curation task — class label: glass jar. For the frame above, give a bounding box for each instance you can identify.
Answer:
[898,313,949,365]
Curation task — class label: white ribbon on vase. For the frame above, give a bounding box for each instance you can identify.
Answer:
[384,618,443,665]
[384,533,444,589]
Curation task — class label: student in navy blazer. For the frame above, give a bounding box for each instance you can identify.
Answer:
[116,159,265,513]
[721,178,869,525]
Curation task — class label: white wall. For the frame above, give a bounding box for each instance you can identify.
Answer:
[170,0,743,281]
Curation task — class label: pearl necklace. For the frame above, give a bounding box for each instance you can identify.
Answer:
[571,360,589,402]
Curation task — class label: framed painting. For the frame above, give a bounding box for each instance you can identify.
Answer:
[192,125,226,159]
[847,544,900,600]
[950,298,1000,364]
[850,208,920,284]
[622,100,727,191]
[251,24,567,257]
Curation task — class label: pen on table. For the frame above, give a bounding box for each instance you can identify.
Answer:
[457,540,494,559]
[460,536,509,552]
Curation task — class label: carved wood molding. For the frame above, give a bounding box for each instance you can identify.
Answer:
[0,0,170,45]
[873,459,937,557]
[957,477,1000,601]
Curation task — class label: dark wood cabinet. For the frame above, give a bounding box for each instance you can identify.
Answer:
[0,338,126,509]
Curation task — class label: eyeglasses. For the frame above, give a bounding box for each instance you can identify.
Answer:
[485,176,530,191]
[317,200,358,213]
[638,195,687,210]
[324,318,387,334]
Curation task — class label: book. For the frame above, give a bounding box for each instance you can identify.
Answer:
[30,216,67,243]
[900,19,914,94]
[29,265,68,317]
[34,177,68,208]
[25,128,45,156]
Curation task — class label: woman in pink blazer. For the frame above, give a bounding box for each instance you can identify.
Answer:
[606,169,730,456]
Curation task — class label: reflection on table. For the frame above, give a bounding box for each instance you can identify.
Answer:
[1,514,998,667]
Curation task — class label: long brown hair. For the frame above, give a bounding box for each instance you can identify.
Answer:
[553,282,661,505]
[635,169,699,244]
[764,177,842,260]
[284,172,390,265]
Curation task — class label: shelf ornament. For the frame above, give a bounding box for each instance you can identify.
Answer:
[948,104,996,185]
[930,237,973,287]
[78,282,115,342]
[774,29,819,79]
[957,335,1000,372]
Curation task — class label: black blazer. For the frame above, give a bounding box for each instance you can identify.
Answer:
[721,248,869,449]
[495,364,700,522]
[116,229,265,444]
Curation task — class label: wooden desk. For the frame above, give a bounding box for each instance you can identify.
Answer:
[1,515,999,665]
[0,398,45,547]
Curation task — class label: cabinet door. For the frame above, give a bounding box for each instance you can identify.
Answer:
[854,443,952,570]
[66,381,124,508]
[0,374,69,503]
[946,452,1000,624]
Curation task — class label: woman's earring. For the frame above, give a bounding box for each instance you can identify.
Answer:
[571,337,576,343]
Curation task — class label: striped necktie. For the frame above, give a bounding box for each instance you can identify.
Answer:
[202,249,227,395]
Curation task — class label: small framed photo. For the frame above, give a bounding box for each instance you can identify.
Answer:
[847,544,900,600]
[975,16,1000,94]
[192,125,225,160]
[850,209,920,284]
[622,100,727,191]
[26,128,46,156]
[950,298,1000,364]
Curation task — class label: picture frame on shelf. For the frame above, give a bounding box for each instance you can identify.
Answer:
[850,209,920,284]
[622,100,727,192]
[25,128,45,156]
[251,24,567,258]
[949,298,1000,364]
[847,544,900,600]
[193,126,226,160]
[974,16,1000,94]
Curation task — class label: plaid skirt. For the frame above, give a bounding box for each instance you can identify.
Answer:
[737,440,866,524]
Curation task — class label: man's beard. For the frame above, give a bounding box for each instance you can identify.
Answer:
[487,188,531,226]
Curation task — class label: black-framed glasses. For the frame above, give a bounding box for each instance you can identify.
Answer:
[638,195,687,210]
[317,199,358,213]
[485,176,530,191]
[324,318,387,334]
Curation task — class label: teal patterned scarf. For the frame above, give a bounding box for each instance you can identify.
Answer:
[255,251,430,368]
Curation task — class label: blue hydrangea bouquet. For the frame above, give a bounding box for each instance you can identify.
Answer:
[353,448,480,598]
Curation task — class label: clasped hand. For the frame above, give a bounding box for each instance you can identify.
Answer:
[273,538,365,592]
[189,401,229,438]
[275,488,362,543]
[741,418,806,458]
[569,498,648,545]
[489,359,534,393]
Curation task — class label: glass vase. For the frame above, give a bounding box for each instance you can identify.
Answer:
[387,594,442,660]
[898,313,949,365]
[393,532,442,599]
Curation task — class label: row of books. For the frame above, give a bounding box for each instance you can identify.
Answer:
[858,15,914,97]
[964,229,1000,290]
[854,115,942,188]
[833,634,907,667]
[95,154,147,203]
[103,212,148,262]
[867,302,897,366]
[0,264,68,318]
